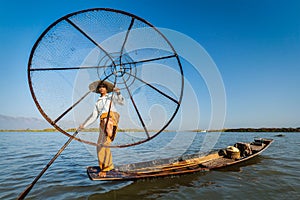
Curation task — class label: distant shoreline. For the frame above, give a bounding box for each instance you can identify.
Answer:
[0,127,299,132]
[193,127,300,132]
[223,128,300,132]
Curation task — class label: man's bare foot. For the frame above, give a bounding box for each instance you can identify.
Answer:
[98,171,107,177]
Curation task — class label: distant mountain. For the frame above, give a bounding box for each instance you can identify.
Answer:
[0,114,75,130]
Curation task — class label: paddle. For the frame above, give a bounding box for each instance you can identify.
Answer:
[17,129,80,200]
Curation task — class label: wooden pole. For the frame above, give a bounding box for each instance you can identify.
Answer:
[17,130,79,199]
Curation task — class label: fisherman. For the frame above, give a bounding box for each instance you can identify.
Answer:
[80,80,124,177]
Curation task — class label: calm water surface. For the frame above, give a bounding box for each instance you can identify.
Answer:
[0,131,299,200]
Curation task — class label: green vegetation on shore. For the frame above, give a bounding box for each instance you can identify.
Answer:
[192,127,300,132]
[223,127,300,132]
[1,127,300,132]
[0,128,120,132]
[0,128,59,132]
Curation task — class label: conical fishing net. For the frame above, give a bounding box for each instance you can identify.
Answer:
[28,8,184,147]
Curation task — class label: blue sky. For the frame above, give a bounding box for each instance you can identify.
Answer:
[0,0,299,129]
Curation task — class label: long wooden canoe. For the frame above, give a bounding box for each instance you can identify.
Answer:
[87,138,273,181]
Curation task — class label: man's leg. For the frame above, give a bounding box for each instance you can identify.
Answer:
[97,118,114,177]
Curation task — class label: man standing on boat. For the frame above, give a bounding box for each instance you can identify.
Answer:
[80,80,124,177]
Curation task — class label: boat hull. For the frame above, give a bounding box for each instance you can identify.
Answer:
[87,138,273,181]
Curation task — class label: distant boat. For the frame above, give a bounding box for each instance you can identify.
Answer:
[274,134,285,137]
[200,130,207,132]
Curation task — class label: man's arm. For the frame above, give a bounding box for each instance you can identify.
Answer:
[80,105,99,129]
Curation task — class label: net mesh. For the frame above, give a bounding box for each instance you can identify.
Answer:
[28,8,183,147]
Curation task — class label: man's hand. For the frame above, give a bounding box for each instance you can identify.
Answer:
[79,124,84,130]
[113,87,121,95]
[113,87,120,93]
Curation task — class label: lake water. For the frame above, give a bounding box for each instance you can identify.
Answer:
[0,131,299,199]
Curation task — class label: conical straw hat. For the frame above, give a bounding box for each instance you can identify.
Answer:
[89,80,114,93]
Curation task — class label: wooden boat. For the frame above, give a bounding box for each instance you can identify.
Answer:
[87,138,273,181]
